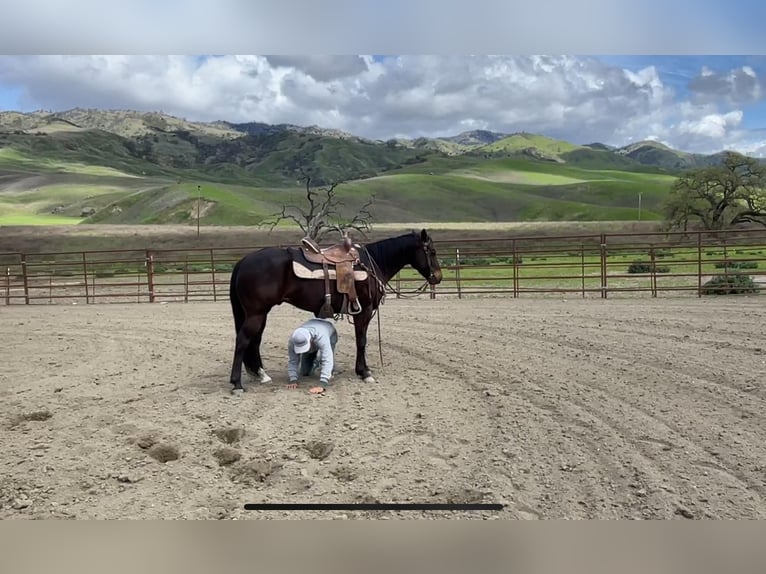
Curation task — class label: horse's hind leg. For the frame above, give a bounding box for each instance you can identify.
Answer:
[229,314,267,394]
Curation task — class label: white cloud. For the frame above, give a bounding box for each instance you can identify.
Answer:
[0,54,765,156]
[677,110,743,139]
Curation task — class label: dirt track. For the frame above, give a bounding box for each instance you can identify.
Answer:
[2,296,766,519]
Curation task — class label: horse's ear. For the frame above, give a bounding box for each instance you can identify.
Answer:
[420,229,428,242]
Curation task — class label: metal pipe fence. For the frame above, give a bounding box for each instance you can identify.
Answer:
[2,228,765,306]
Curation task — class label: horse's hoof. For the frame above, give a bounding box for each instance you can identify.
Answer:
[231,388,245,396]
[363,376,376,384]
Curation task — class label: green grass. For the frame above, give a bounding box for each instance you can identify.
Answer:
[0,147,140,178]
[342,170,668,222]
[2,123,683,227]
[0,213,83,225]
[392,245,766,294]
[0,176,165,224]
[28,239,760,299]
[0,158,676,225]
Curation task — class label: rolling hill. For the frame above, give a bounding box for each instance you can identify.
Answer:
[0,108,758,227]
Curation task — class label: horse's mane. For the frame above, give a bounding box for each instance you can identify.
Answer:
[362,231,419,264]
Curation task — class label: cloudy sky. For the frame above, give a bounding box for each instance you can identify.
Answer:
[1,54,766,156]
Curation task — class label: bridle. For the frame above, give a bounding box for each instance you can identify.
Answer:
[422,240,439,286]
[363,238,437,300]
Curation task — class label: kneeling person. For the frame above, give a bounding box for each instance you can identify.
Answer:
[287,318,338,394]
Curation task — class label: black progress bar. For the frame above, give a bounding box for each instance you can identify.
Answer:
[243,503,504,511]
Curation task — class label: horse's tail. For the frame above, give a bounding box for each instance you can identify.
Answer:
[229,257,246,336]
[229,256,260,375]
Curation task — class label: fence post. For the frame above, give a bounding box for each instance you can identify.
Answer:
[581,243,585,299]
[649,246,657,297]
[210,248,217,302]
[184,255,189,303]
[20,253,29,305]
[512,239,518,298]
[5,266,10,306]
[697,232,702,297]
[600,233,608,299]
[81,252,89,304]
[455,248,462,299]
[145,250,155,303]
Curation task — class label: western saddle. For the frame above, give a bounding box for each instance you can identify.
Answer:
[300,234,363,318]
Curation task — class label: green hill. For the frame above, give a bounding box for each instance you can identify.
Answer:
[0,152,674,226]
[475,132,584,161]
[0,107,760,227]
[614,140,728,170]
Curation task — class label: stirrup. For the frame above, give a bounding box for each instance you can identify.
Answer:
[348,299,363,315]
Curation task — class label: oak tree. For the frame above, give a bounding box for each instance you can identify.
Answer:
[663,151,766,231]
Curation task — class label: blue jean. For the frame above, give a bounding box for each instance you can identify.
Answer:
[299,330,338,377]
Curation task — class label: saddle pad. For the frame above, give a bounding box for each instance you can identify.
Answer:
[292,260,368,281]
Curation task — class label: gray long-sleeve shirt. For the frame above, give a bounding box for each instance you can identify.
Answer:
[287,318,338,383]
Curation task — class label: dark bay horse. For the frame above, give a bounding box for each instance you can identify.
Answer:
[227,229,443,394]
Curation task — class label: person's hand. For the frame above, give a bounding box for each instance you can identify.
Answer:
[310,379,329,395]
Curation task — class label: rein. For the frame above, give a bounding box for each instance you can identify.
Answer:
[349,245,432,368]
[385,281,430,298]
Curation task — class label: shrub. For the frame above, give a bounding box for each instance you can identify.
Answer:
[500,255,523,265]
[627,261,670,274]
[713,260,759,270]
[701,274,760,295]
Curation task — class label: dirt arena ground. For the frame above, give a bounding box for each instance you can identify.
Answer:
[2,296,766,520]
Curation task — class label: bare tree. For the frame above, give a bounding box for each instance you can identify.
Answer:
[261,172,375,242]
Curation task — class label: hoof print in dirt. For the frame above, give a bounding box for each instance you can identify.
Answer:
[304,440,335,461]
[213,447,242,466]
[115,474,142,484]
[8,410,52,429]
[229,459,279,485]
[147,443,180,463]
[213,427,246,445]
[134,434,157,450]
[330,465,357,482]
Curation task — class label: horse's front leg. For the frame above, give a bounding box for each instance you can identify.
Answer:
[353,308,376,383]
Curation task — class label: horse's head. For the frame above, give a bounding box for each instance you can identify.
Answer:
[411,229,443,285]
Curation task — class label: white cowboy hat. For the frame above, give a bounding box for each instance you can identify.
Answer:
[291,328,311,354]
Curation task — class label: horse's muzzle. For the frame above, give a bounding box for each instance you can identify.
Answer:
[428,270,443,284]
